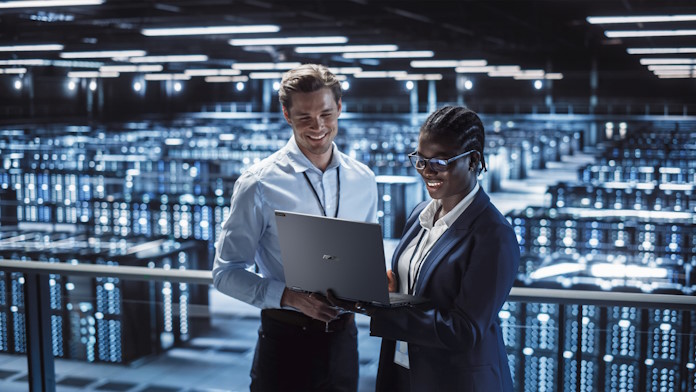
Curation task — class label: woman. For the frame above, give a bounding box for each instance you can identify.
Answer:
[369,106,519,391]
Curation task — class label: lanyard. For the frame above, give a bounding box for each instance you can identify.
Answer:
[407,228,428,295]
[302,167,340,218]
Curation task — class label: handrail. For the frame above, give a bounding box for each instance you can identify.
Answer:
[0,259,211,285]
[2,258,695,309]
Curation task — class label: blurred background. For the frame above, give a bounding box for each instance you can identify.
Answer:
[0,1,695,391]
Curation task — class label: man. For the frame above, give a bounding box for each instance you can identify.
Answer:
[213,64,378,391]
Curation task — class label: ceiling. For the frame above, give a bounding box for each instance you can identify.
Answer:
[1,0,696,99]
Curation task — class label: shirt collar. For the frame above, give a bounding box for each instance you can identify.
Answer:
[285,136,342,173]
[418,182,481,230]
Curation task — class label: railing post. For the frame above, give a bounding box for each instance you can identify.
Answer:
[24,273,56,392]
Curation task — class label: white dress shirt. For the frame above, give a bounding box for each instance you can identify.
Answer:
[212,136,378,309]
[397,183,480,294]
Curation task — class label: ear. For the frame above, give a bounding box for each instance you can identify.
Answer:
[282,106,291,124]
[469,151,481,172]
[336,98,342,116]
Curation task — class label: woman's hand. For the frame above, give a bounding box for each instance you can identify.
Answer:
[326,289,376,316]
[387,269,397,293]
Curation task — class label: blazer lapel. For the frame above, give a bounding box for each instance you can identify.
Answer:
[390,203,427,271]
[413,188,491,295]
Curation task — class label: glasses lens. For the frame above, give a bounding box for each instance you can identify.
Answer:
[429,159,448,172]
[409,155,425,169]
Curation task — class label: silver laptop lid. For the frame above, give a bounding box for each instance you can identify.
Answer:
[275,210,391,304]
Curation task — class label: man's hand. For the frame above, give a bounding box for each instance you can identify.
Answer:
[280,288,340,323]
[387,269,397,293]
[326,289,376,316]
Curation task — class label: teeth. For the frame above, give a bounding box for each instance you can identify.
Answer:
[427,181,442,186]
[308,134,325,140]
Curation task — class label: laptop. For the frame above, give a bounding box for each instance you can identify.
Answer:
[274,210,428,307]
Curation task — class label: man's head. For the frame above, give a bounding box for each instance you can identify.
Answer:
[279,64,343,170]
[278,64,342,111]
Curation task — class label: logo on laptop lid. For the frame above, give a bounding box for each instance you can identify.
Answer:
[322,254,339,261]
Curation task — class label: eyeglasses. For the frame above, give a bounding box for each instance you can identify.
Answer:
[408,150,477,172]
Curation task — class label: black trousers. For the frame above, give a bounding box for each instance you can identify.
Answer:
[250,310,359,392]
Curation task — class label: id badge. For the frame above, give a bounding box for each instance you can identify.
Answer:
[393,340,410,369]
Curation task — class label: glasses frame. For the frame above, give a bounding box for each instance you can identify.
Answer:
[408,150,477,172]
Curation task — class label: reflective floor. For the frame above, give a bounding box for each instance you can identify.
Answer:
[0,152,595,392]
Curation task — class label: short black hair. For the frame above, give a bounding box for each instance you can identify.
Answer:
[420,105,487,173]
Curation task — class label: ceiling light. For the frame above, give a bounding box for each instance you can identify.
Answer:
[204,75,249,83]
[354,71,408,78]
[640,58,696,65]
[0,59,102,68]
[587,15,696,24]
[605,30,696,38]
[100,65,163,72]
[394,74,443,80]
[544,73,564,80]
[141,25,280,36]
[185,69,242,76]
[88,80,97,91]
[656,74,696,78]
[0,0,103,8]
[647,65,696,70]
[328,67,362,74]
[627,47,696,54]
[61,50,146,59]
[0,68,27,74]
[232,62,301,70]
[144,73,191,81]
[411,60,487,68]
[229,36,348,46]
[342,51,434,59]
[295,45,398,54]
[455,66,493,73]
[341,81,350,90]
[0,44,63,52]
[129,55,208,63]
[248,72,284,79]
[67,71,119,78]
[534,80,543,90]
[13,79,22,90]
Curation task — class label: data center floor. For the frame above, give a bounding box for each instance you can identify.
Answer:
[0,152,596,392]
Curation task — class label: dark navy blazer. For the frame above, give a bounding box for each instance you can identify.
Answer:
[370,188,519,392]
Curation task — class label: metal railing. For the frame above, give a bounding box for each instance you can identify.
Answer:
[1,258,695,392]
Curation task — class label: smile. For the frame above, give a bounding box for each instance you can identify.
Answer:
[307,133,327,141]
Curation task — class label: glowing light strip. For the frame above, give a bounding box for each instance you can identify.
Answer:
[142,25,280,36]
[412,59,487,68]
[606,30,696,38]
[0,0,103,8]
[229,36,347,46]
[232,62,301,70]
[587,15,696,24]
[61,50,146,59]
[0,44,63,51]
[185,69,242,76]
[129,55,208,63]
[627,47,696,54]
[99,65,163,72]
[342,51,434,59]
[295,45,398,53]
[640,58,696,65]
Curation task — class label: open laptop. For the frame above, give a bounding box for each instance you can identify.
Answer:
[274,210,428,307]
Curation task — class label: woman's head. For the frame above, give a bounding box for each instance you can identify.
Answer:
[413,106,486,209]
[419,105,487,174]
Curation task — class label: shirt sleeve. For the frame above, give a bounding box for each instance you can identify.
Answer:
[366,174,379,223]
[212,171,286,309]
